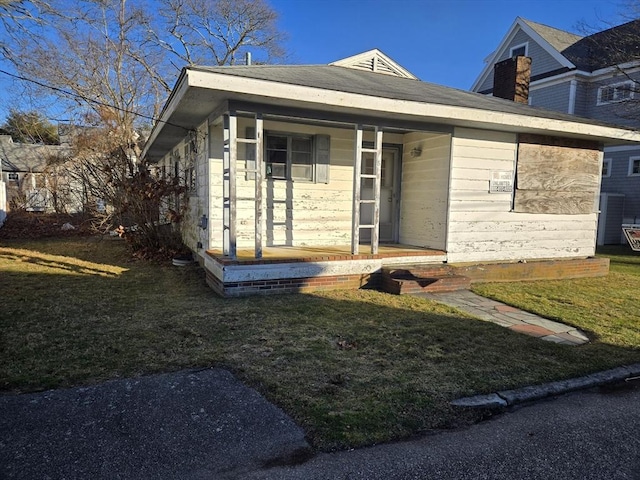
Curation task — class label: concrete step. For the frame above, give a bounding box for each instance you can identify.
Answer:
[380,267,471,295]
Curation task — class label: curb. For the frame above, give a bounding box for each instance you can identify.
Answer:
[451,363,640,408]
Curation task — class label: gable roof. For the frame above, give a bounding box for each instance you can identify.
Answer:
[0,136,71,173]
[329,49,417,79]
[471,17,579,91]
[143,60,640,161]
[472,17,640,91]
[521,19,583,52]
[561,19,640,71]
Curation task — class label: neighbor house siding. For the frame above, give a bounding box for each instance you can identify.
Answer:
[477,30,566,93]
[399,132,450,250]
[583,72,640,128]
[601,147,640,225]
[530,82,572,113]
[446,127,599,263]
[572,80,590,117]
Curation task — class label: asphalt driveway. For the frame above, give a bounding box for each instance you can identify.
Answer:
[0,368,310,479]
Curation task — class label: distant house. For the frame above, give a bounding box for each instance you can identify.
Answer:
[0,134,77,213]
[142,49,640,297]
[472,17,640,244]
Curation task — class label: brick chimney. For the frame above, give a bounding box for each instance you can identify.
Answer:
[492,55,532,104]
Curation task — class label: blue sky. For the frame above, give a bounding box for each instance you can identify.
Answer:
[0,0,627,123]
[270,0,625,89]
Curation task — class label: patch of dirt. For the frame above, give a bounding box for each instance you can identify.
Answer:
[0,211,95,239]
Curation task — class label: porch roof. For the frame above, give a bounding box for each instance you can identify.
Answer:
[143,64,640,162]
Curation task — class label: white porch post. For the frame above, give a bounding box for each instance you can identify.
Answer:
[254,114,264,258]
[222,112,237,259]
[371,128,383,254]
[352,125,363,254]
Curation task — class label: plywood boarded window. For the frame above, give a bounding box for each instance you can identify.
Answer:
[514,134,601,215]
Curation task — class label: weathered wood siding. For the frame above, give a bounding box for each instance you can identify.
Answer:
[399,132,450,249]
[446,127,599,263]
[156,122,209,253]
[207,118,404,249]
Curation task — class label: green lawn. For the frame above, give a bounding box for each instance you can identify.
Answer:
[1,237,639,450]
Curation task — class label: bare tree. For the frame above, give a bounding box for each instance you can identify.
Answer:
[0,0,286,251]
[150,0,286,67]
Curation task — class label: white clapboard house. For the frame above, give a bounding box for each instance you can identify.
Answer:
[142,50,640,296]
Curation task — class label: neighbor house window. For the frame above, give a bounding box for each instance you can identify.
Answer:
[598,81,634,105]
[266,133,313,181]
[602,158,612,178]
[629,156,640,176]
[510,42,528,58]
[7,172,18,181]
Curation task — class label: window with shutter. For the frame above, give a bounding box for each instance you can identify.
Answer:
[264,132,330,183]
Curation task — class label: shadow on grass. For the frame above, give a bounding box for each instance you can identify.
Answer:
[2,237,640,450]
[0,249,125,277]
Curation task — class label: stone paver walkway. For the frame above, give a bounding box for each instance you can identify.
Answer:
[416,290,589,346]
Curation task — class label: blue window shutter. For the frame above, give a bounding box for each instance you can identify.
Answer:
[314,134,330,184]
[246,127,256,181]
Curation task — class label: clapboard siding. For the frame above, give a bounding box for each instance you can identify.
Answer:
[530,82,571,113]
[399,132,450,249]
[583,71,640,128]
[209,167,354,249]
[447,127,598,262]
[204,120,405,249]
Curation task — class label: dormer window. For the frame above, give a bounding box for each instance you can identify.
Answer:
[510,42,528,58]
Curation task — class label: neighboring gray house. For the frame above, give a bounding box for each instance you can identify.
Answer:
[0,134,75,213]
[142,49,640,297]
[472,17,640,244]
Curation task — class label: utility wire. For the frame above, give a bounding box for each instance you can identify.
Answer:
[0,68,189,132]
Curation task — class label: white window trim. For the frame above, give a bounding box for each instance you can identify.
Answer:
[597,80,635,106]
[509,42,528,58]
[628,156,640,176]
[7,172,18,181]
[602,158,612,178]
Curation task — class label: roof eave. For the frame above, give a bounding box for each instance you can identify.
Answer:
[144,70,640,161]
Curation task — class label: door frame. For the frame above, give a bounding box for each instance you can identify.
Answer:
[362,141,403,243]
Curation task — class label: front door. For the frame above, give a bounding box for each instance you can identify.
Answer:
[360,146,399,243]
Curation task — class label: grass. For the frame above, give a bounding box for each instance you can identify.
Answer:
[1,237,640,450]
[472,246,640,348]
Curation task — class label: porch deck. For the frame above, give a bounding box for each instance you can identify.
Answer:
[206,244,447,266]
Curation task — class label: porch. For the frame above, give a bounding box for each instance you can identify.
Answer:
[202,244,447,297]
